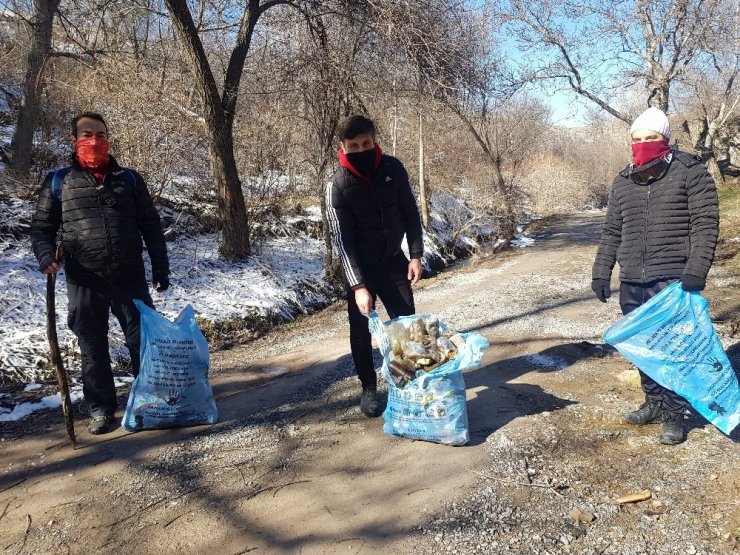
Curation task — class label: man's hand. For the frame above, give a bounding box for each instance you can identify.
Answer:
[591,278,611,303]
[154,274,170,292]
[42,262,62,274]
[408,258,422,286]
[681,274,705,292]
[354,287,373,314]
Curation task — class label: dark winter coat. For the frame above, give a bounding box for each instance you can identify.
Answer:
[326,154,424,289]
[30,156,169,287]
[592,151,719,284]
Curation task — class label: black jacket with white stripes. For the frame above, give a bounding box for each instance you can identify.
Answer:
[326,154,424,289]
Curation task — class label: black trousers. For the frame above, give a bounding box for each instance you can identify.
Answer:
[67,278,153,417]
[619,279,690,415]
[348,253,415,390]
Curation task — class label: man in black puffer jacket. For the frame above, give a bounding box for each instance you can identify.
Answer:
[30,112,169,435]
[326,114,424,417]
[592,107,719,445]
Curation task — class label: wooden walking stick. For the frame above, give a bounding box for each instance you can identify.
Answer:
[46,244,76,449]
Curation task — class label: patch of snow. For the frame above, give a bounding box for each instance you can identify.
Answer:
[24,382,42,391]
[525,353,569,370]
[0,387,84,422]
[0,187,497,400]
[262,367,289,377]
[511,234,535,248]
[114,375,135,387]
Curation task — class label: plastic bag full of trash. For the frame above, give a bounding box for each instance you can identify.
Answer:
[368,312,489,446]
[122,301,218,431]
[603,282,739,435]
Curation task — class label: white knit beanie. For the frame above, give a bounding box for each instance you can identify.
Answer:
[629,107,671,139]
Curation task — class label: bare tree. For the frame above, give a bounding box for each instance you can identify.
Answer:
[163,0,299,260]
[6,0,61,173]
[678,0,740,186]
[294,1,365,280]
[501,0,730,183]
[371,0,522,239]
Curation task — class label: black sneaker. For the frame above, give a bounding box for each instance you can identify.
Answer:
[360,388,381,418]
[623,400,663,425]
[659,414,686,445]
[88,415,116,435]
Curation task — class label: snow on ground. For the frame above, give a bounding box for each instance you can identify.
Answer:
[0,374,135,422]
[510,234,535,248]
[0,189,499,422]
[0,199,334,384]
[510,223,537,248]
[0,389,84,422]
[524,353,570,370]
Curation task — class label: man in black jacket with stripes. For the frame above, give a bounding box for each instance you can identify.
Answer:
[30,112,169,435]
[591,107,719,445]
[326,114,424,417]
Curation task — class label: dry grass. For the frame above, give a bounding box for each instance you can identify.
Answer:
[718,187,740,276]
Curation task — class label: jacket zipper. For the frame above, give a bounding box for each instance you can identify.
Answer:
[642,183,650,281]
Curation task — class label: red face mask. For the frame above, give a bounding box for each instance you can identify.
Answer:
[631,139,670,167]
[75,136,110,168]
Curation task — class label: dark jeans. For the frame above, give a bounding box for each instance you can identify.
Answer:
[67,279,153,416]
[348,253,415,390]
[619,279,690,415]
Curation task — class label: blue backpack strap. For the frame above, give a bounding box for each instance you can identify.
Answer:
[50,166,71,202]
[124,168,137,188]
[113,167,138,188]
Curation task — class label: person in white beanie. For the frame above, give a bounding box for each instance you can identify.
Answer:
[591,106,719,445]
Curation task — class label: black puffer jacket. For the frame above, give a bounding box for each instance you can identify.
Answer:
[593,151,719,284]
[30,157,169,287]
[326,154,423,288]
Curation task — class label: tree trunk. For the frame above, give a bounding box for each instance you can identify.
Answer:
[418,113,430,229]
[206,128,250,259]
[704,155,725,189]
[320,183,341,284]
[164,0,250,259]
[704,121,726,188]
[492,160,516,242]
[9,0,60,174]
[683,116,726,188]
[646,81,669,113]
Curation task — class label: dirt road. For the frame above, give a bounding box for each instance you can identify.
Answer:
[1,212,738,555]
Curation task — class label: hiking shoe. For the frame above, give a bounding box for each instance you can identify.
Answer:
[623,400,663,425]
[360,388,381,418]
[88,415,116,435]
[659,414,686,445]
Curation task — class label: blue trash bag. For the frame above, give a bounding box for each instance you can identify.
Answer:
[122,301,218,431]
[368,312,489,446]
[603,282,739,435]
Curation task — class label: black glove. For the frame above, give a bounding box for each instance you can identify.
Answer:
[591,279,611,303]
[153,274,170,292]
[681,274,705,292]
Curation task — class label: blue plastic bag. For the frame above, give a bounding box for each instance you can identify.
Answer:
[603,282,739,435]
[122,301,218,431]
[368,312,489,445]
